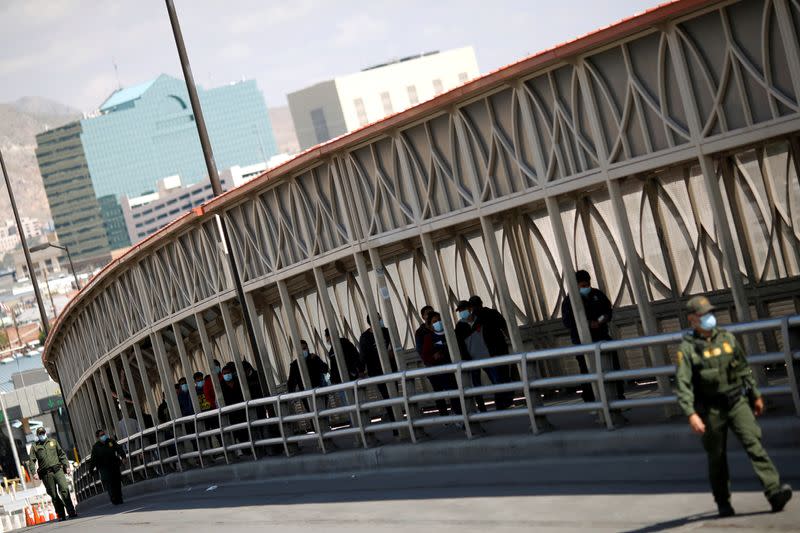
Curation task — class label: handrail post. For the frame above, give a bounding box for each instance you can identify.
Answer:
[353,381,369,448]
[245,400,257,460]
[595,344,613,430]
[781,317,800,416]
[275,395,290,457]
[400,373,417,444]
[311,392,327,454]
[520,353,539,435]
[455,363,473,439]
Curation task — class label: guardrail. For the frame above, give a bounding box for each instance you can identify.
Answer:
[73,315,800,501]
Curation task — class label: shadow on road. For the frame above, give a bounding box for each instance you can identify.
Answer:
[620,510,773,533]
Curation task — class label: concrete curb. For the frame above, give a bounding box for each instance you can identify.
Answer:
[79,416,800,510]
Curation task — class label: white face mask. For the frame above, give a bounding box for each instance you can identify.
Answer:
[37,433,47,442]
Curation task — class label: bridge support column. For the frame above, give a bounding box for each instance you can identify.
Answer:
[353,251,405,431]
[219,300,251,402]
[419,233,462,361]
[545,196,603,407]
[117,351,149,478]
[243,292,278,397]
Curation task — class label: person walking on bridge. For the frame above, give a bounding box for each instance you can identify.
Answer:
[676,295,792,517]
[89,429,127,505]
[27,427,77,521]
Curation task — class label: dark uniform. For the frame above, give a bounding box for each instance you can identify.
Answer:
[89,437,126,505]
[676,296,791,514]
[28,434,76,519]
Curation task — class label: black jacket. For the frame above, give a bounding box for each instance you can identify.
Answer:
[561,288,613,344]
[329,337,364,383]
[287,355,329,392]
[89,439,125,473]
[473,307,510,356]
[359,327,396,377]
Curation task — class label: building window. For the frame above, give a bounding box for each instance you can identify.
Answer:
[354,98,368,126]
[407,85,419,105]
[310,108,331,144]
[433,79,444,95]
[380,92,393,116]
[458,72,469,83]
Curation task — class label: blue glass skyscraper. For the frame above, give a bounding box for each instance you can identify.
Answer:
[36,74,277,260]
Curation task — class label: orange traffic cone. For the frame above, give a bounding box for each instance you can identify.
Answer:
[33,503,43,524]
[39,503,49,523]
[24,506,34,526]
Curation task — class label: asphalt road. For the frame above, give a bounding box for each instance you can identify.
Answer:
[35,461,798,533]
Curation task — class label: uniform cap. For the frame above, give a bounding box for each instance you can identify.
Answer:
[35,427,46,435]
[686,295,714,315]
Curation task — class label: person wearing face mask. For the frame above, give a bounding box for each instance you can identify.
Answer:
[455,300,493,412]
[468,296,515,410]
[176,377,194,417]
[89,429,127,505]
[27,427,77,520]
[192,371,214,411]
[419,311,463,417]
[287,340,330,394]
[676,295,792,517]
[561,270,625,405]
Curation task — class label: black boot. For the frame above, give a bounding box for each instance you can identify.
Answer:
[717,501,735,517]
[769,484,793,512]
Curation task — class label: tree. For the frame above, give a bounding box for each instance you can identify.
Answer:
[0,329,7,349]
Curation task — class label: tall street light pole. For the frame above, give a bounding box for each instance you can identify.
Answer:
[31,242,82,291]
[165,0,267,393]
[1,147,49,336]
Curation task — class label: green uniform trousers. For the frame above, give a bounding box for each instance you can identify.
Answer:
[41,467,76,519]
[701,397,781,503]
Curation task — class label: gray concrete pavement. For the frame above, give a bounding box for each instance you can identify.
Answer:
[43,459,799,532]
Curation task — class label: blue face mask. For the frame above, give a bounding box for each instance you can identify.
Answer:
[699,313,717,330]
[180,383,189,392]
[223,373,234,382]
[579,287,591,297]
[432,321,444,333]
[379,319,385,328]
[195,380,205,389]
[100,435,109,443]
[458,310,470,321]
[37,434,47,442]
[302,349,309,358]
[213,365,221,375]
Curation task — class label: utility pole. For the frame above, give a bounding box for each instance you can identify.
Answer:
[164,0,265,391]
[1,147,49,336]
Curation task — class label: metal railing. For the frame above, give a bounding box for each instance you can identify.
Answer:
[73,315,800,501]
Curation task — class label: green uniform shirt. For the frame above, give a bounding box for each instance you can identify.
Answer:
[28,437,69,475]
[89,439,126,472]
[675,327,760,417]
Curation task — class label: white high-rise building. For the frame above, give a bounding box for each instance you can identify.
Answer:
[288,47,479,150]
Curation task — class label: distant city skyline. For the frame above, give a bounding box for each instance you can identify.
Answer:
[0,0,660,112]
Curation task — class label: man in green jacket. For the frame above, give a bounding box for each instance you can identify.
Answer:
[89,429,127,505]
[27,427,77,521]
[676,296,792,517]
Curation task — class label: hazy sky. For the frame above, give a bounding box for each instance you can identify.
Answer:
[0,0,660,112]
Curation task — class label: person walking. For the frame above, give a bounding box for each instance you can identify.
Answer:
[325,328,364,384]
[468,296,514,410]
[89,429,127,505]
[561,270,625,403]
[676,295,792,516]
[27,427,77,521]
[455,300,494,412]
[419,311,463,417]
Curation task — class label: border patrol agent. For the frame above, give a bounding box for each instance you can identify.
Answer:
[676,296,792,517]
[27,427,77,521]
[89,428,127,505]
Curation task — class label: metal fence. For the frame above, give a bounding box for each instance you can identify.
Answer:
[74,315,800,501]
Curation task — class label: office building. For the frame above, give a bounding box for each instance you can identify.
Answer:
[288,47,479,150]
[35,122,111,266]
[121,163,267,244]
[36,74,278,258]
[0,217,45,254]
